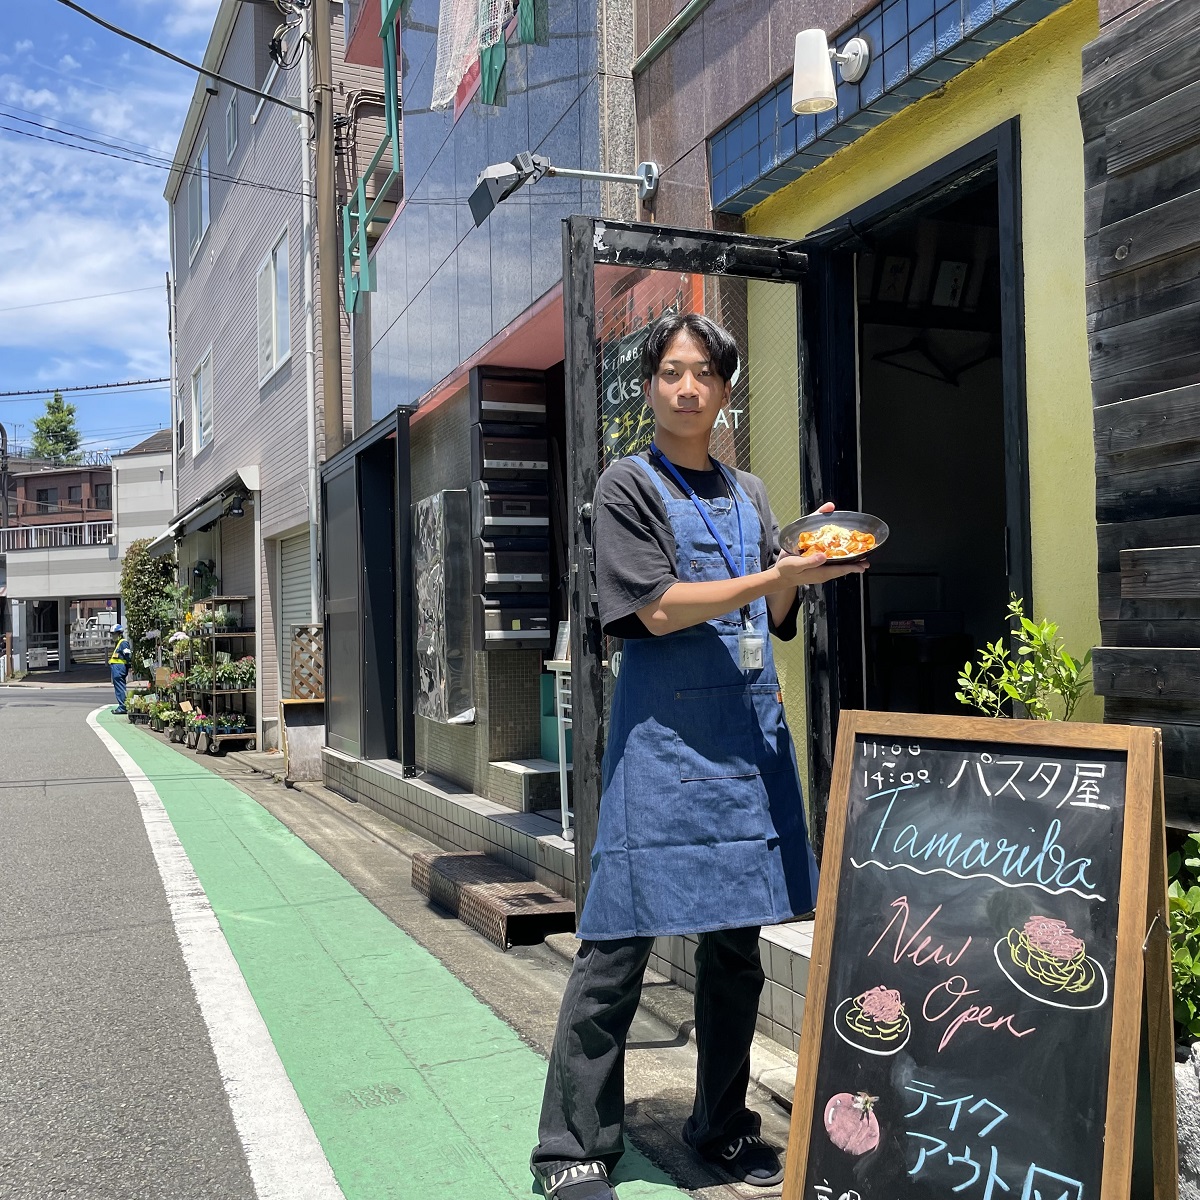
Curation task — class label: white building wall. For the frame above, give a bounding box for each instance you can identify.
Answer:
[113,450,174,557]
[4,546,120,601]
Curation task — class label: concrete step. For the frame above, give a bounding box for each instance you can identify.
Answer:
[411,849,576,949]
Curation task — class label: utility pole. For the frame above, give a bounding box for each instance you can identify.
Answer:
[313,0,344,458]
[0,420,8,529]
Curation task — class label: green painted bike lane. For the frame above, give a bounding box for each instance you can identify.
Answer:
[99,711,688,1200]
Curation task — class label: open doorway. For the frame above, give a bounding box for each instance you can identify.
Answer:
[857,181,1009,714]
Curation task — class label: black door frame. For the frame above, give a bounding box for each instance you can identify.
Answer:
[800,119,1032,831]
[562,216,812,913]
[320,404,416,769]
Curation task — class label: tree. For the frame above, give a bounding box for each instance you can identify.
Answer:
[119,538,178,679]
[31,392,83,463]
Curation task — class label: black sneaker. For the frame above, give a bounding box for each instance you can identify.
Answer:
[534,1160,616,1199]
[707,1134,784,1187]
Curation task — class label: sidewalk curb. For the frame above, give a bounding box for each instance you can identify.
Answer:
[227,751,799,1115]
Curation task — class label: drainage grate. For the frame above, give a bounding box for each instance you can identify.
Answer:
[412,851,575,949]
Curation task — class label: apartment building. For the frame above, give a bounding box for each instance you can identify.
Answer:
[161,0,384,748]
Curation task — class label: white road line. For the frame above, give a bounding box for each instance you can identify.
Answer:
[88,708,345,1200]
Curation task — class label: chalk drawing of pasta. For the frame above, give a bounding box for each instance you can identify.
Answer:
[833,985,912,1056]
[993,915,1109,1011]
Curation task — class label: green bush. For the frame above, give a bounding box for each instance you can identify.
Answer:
[1169,831,1200,1042]
[956,594,1092,720]
[119,539,178,679]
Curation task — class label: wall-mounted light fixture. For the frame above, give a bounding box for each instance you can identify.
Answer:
[470,152,661,227]
[791,30,870,114]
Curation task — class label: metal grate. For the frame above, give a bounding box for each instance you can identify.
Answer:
[411,850,576,948]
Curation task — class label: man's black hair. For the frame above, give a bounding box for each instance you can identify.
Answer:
[640,312,739,384]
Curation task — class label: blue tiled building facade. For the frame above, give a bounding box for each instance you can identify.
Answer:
[362,0,605,423]
[708,0,1067,212]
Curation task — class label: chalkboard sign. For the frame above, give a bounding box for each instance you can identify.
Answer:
[785,712,1176,1200]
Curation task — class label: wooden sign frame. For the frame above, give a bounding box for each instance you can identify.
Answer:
[784,711,1178,1200]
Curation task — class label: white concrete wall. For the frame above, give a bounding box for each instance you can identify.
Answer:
[113,450,174,557]
[4,545,120,601]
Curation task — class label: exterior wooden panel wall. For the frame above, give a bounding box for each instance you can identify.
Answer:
[1081,0,1200,828]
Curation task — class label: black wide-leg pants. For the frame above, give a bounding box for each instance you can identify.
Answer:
[532,926,765,1176]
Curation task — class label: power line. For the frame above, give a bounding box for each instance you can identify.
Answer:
[0,285,161,315]
[0,387,170,407]
[52,0,314,119]
[0,109,183,162]
[0,378,170,399]
[0,122,312,200]
[0,99,174,158]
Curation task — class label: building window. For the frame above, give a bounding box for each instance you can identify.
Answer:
[192,351,214,453]
[94,483,111,510]
[188,137,210,258]
[35,487,59,514]
[257,229,291,383]
[225,93,238,162]
[177,413,185,453]
[68,485,82,506]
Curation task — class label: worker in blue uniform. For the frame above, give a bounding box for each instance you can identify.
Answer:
[109,624,132,714]
[530,314,867,1200]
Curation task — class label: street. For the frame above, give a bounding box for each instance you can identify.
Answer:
[0,681,792,1199]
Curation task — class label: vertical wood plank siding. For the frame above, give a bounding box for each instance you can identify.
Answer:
[1082,0,1200,827]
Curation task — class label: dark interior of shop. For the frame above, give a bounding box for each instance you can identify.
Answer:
[856,181,1009,714]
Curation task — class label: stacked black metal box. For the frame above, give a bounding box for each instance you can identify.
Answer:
[469,369,552,651]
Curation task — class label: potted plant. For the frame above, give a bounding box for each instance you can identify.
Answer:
[187,661,214,692]
[163,708,187,743]
[216,711,249,735]
[1169,834,1200,1054]
[956,595,1092,721]
[185,708,209,747]
[169,631,192,664]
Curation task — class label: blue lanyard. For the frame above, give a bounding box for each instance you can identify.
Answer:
[649,443,746,580]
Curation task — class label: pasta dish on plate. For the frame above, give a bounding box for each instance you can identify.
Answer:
[1005,915,1098,995]
[796,524,877,558]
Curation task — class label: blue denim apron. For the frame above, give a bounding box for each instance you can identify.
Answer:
[577,455,819,941]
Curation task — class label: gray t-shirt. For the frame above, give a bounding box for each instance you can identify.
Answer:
[593,450,800,641]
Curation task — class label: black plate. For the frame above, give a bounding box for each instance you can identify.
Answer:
[778,510,889,562]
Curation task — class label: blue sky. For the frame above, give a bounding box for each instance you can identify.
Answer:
[0,0,220,457]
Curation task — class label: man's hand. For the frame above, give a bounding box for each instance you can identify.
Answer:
[775,549,867,586]
[775,500,868,588]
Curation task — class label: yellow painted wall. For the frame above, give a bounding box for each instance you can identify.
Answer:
[748,0,1103,766]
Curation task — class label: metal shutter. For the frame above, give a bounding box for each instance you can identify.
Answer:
[279,533,311,698]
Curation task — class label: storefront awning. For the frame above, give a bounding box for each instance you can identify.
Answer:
[178,495,226,539]
[145,529,177,559]
[150,466,261,556]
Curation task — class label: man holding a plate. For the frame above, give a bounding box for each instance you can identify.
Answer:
[531,313,872,1199]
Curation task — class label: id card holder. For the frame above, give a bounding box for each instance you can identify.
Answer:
[738,629,764,671]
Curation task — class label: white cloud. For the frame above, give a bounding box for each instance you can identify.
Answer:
[0,60,193,380]
[1,81,60,110]
[0,1,221,442]
[129,0,223,42]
